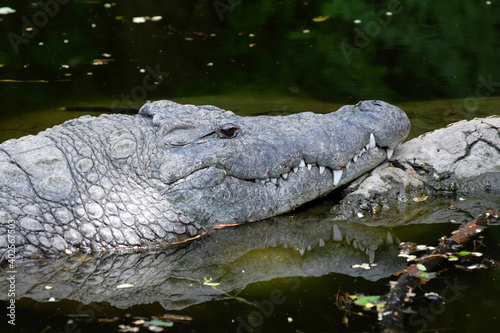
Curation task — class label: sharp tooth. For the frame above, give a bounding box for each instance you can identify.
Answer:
[318,238,325,247]
[386,231,393,245]
[333,169,343,186]
[333,224,342,241]
[299,159,306,168]
[352,239,358,250]
[359,148,366,157]
[307,163,312,170]
[259,180,266,184]
[365,143,370,150]
[282,172,288,179]
[293,167,299,173]
[386,148,394,159]
[271,178,277,184]
[298,248,305,256]
[367,248,376,263]
[369,133,376,149]
[265,178,270,182]
[353,155,358,163]
[319,166,325,174]
[306,245,312,251]
[346,161,351,170]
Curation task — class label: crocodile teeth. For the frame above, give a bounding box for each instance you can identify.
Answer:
[369,133,376,149]
[271,178,277,184]
[366,248,376,263]
[318,238,325,247]
[299,159,306,168]
[282,172,288,179]
[386,231,394,245]
[346,161,351,170]
[319,166,325,174]
[353,155,358,163]
[386,148,394,159]
[333,224,343,241]
[293,167,299,173]
[298,248,305,256]
[333,169,343,186]
[307,163,312,170]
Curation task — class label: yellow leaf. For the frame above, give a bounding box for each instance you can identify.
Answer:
[312,16,330,22]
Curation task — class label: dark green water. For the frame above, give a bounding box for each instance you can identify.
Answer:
[1,1,500,332]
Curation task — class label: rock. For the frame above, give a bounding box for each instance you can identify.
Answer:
[333,117,500,217]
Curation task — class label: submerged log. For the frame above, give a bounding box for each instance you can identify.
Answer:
[380,210,499,333]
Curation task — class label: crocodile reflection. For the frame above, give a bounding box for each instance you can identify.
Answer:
[0,215,405,310]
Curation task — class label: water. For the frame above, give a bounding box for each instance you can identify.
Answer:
[1,1,500,332]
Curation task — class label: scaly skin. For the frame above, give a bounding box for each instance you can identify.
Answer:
[0,100,410,258]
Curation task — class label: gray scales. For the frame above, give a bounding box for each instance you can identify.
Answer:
[0,100,410,259]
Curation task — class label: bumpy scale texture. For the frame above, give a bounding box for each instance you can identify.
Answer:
[0,113,202,257]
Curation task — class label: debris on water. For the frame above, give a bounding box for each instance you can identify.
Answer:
[0,7,15,14]
[412,194,429,202]
[312,16,330,22]
[116,283,134,289]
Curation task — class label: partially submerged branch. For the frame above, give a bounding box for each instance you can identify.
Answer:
[380,210,499,332]
[336,210,499,332]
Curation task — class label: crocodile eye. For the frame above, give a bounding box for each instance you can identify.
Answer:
[218,126,239,139]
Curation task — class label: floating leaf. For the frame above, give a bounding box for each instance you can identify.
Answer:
[416,264,427,271]
[457,251,471,256]
[312,16,330,22]
[147,320,174,327]
[353,296,380,306]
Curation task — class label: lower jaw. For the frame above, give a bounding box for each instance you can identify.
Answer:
[167,148,388,228]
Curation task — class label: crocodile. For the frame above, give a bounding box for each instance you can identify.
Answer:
[0,100,410,259]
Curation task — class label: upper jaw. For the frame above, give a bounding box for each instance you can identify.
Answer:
[248,132,397,187]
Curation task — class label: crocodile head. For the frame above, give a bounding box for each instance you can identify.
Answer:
[140,100,410,228]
